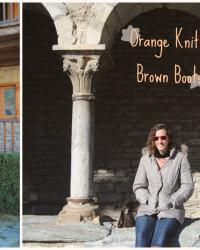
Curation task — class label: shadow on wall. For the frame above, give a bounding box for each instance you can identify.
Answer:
[23,8,72,215]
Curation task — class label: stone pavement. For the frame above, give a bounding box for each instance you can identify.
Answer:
[0,215,19,247]
[23,215,200,247]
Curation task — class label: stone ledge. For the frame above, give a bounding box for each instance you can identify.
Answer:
[52,44,106,51]
[23,216,200,247]
[84,218,200,247]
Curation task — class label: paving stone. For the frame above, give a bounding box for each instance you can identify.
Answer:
[23,215,109,243]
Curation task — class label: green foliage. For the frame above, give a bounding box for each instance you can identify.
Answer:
[0,153,19,215]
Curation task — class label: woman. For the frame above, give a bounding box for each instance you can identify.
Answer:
[133,123,194,247]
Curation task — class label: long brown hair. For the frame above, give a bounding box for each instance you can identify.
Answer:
[146,123,175,155]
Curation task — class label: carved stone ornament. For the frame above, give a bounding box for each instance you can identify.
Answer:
[63,55,100,97]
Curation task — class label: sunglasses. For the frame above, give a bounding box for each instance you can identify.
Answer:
[153,135,167,141]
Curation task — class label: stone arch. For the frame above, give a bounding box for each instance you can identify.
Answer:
[42,3,78,46]
[86,3,161,48]
[23,3,55,20]
[28,3,200,50]
[42,3,67,20]
[23,3,63,48]
[86,3,200,50]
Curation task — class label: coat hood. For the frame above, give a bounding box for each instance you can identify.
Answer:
[141,144,188,156]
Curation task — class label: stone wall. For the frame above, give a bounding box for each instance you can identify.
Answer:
[23,6,200,216]
[93,8,200,215]
[185,172,200,218]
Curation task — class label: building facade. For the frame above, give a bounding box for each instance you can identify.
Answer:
[0,3,20,153]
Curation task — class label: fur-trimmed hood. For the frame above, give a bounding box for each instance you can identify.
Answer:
[141,144,188,156]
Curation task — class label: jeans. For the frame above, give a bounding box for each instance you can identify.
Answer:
[135,215,181,247]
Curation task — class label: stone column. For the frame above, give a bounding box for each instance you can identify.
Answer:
[57,53,102,223]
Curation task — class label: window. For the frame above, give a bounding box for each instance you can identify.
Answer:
[0,84,19,119]
[0,3,19,25]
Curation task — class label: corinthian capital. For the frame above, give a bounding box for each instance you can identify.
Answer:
[63,55,100,98]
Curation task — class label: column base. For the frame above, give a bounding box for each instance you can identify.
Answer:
[58,199,99,223]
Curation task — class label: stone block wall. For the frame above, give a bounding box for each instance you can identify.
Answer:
[185,172,200,218]
[93,8,200,216]
[23,9,72,214]
[23,5,200,217]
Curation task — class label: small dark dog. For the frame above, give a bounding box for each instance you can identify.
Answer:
[117,201,138,228]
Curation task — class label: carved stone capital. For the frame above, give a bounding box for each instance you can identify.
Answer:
[63,55,100,97]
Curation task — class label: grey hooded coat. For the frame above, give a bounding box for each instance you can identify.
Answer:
[132,146,194,224]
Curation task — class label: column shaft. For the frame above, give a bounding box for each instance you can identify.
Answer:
[71,100,94,199]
